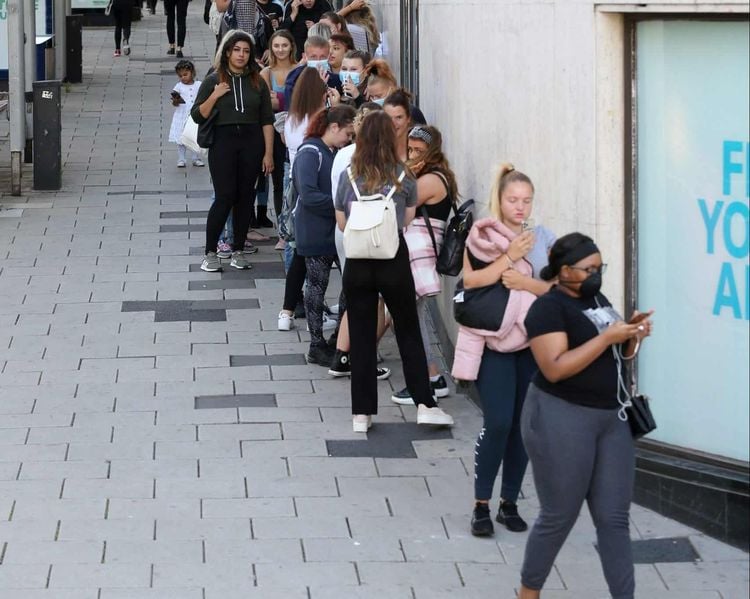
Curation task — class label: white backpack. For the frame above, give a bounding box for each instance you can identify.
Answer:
[343,167,406,260]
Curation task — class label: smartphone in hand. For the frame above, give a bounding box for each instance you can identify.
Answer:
[170,91,185,104]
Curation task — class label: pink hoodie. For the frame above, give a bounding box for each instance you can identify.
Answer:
[451,217,537,382]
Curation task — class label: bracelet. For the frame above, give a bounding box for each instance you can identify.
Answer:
[505,254,515,270]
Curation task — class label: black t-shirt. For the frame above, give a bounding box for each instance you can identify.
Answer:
[524,286,620,409]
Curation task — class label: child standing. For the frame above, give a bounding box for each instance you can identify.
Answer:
[169,60,204,168]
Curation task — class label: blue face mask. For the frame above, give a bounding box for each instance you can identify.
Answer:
[341,71,361,86]
[372,97,385,106]
[306,59,330,73]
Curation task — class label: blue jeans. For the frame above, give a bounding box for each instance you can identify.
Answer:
[211,192,233,245]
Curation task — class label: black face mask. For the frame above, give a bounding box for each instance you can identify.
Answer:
[578,272,602,299]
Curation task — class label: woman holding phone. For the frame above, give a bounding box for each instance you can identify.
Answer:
[518,233,653,599]
[451,164,555,538]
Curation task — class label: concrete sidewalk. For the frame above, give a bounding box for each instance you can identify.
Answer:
[0,6,747,598]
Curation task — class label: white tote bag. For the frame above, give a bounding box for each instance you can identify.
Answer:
[179,116,208,158]
[343,167,405,260]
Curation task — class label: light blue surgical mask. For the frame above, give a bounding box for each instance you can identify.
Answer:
[306,59,330,73]
[341,71,361,86]
[372,97,385,106]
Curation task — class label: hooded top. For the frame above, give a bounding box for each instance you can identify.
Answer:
[192,71,274,127]
[451,217,544,381]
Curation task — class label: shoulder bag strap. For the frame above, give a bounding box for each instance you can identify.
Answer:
[346,166,363,201]
[383,170,407,201]
[420,205,439,259]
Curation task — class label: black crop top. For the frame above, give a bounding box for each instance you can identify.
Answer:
[422,172,453,222]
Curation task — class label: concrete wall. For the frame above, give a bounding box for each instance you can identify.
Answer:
[376,0,748,345]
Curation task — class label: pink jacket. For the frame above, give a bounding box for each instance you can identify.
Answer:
[451,218,536,382]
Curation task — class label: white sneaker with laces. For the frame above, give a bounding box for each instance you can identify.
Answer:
[417,405,454,426]
[192,158,205,167]
[278,311,294,331]
[352,415,371,433]
[177,160,186,168]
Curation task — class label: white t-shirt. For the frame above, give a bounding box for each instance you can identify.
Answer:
[284,116,309,169]
[330,143,356,270]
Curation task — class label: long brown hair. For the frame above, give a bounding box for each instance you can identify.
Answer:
[266,30,297,69]
[407,125,459,202]
[288,68,327,128]
[321,11,350,36]
[351,111,408,194]
[343,0,380,51]
[215,30,261,89]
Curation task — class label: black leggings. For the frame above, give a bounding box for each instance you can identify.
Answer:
[112,6,132,49]
[304,255,335,346]
[164,0,189,46]
[283,250,306,312]
[206,125,264,254]
[256,130,287,217]
[344,239,437,414]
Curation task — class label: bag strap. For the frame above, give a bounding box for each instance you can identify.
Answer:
[346,166,363,201]
[383,171,406,201]
[420,206,439,259]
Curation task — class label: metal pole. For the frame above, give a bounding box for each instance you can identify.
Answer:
[54,0,66,80]
[8,0,27,195]
[24,0,37,163]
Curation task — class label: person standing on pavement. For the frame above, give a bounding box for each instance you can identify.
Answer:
[449,165,556,538]
[169,60,205,168]
[334,111,454,433]
[294,105,356,366]
[112,0,134,57]
[518,233,653,599]
[192,30,275,273]
[281,0,333,60]
[164,0,190,57]
[390,125,457,405]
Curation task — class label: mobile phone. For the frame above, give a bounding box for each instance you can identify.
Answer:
[629,311,651,325]
[521,218,535,232]
[170,91,181,98]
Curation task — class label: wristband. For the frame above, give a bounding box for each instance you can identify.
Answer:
[505,254,515,270]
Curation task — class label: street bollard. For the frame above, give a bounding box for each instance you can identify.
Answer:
[66,15,83,83]
[33,80,62,191]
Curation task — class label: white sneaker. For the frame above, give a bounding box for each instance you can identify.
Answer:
[328,304,339,315]
[306,313,338,332]
[177,160,186,168]
[417,405,454,426]
[192,158,205,167]
[122,39,131,55]
[278,311,294,331]
[353,415,371,433]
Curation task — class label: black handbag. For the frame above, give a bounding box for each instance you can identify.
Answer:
[197,110,218,149]
[626,393,656,439]
[452,251,509,331]
[435,199,474,276]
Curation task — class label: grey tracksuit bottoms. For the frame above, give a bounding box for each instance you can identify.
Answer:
[520,383,635,599]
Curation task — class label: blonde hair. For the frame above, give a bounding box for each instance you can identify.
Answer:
[488,163,534,220]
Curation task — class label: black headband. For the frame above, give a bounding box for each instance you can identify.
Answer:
[560,240,600,267]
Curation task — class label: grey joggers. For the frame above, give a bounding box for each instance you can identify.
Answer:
[520,384,636,599]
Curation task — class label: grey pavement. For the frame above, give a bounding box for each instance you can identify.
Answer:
[0,6,748,598]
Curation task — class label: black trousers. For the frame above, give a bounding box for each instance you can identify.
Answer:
[344,239,437,415]
[112,6,132,49]
[256,130,287,217]
[283,250,306,311]
[206,124,264,254]
[164,0,189,46]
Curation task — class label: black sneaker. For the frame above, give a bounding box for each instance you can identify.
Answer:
[471,502,494,537]
[496,500,528,532]
[167,47,175,55]
[390,387,413,406]
[176,49,184,58]
[328,350,350,377]
[307,344,335,366]
[432,375,450,398]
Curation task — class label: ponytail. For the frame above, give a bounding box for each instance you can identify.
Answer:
[488,163,534,220]
[305,104,357,138]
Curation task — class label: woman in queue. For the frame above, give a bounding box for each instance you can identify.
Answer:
[293,105,356,366]
[192,30,274,273]
[451,165,556,537]
[519,233,653,599]
[334,111,454,432]
[391,125,457,405]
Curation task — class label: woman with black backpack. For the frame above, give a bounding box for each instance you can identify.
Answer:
[334,111,454,433]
